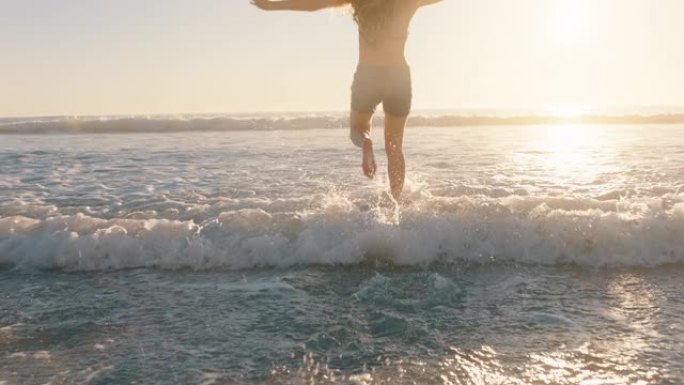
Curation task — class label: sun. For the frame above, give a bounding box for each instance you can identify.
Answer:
[549,0,595,45]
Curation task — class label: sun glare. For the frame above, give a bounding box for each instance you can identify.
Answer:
[541,123,611,183]
[550,0,594,44]
[515,122,608,184]
[548,104,588,118]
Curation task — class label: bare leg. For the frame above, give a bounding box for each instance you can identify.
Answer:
[350,110,376,178]
[384,114,408,200]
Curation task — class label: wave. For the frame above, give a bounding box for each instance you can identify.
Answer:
[2,193,684,271]
[2,113,684,134]
[0,115,345,134]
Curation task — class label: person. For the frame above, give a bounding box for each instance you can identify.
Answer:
[252,0,443,199]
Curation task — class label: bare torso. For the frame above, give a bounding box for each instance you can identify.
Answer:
[251,0,441,199]
[357,2,418,66]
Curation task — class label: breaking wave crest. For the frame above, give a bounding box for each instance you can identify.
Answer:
[3,113,684,134]
[2,193,684,271]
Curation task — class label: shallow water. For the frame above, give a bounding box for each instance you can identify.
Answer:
[2,266,683,384]
[1,123,684,383]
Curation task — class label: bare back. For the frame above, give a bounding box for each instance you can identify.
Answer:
[357,2,419,66]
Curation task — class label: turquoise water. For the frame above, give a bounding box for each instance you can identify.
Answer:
[2,266,683,383]
[1,122,684,383]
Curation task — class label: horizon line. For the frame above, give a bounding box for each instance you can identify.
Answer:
[3,105,684,121]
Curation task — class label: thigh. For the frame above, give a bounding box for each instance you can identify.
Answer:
[382,67,412,117]
[351,67,383,115]
[350,110,374,129]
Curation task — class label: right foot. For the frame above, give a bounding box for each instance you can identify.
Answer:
[362,139,376,179]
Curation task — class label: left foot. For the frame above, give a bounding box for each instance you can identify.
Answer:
[362,139,376,178]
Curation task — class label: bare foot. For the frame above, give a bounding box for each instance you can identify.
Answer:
[362,138,376,179]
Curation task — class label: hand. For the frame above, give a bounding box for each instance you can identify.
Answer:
[251,0,276,10]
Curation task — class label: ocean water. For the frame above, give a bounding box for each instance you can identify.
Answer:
[1,119,684,384]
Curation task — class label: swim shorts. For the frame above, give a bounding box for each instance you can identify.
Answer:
[351,65,412,117]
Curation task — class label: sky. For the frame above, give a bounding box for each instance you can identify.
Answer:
[1,0,683,117]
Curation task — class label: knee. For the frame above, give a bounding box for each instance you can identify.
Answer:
[350,122,370,148]
[350,130,364,148]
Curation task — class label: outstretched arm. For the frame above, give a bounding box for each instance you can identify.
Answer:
[251,0,349,12]
[417,0,443,6]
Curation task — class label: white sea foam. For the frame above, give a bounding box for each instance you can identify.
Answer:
[1,192,684,271]
[2,124,684,271]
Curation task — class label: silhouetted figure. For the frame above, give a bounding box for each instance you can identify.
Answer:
[253,0,443,199]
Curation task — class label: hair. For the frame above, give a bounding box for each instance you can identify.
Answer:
[349,0,399,44]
